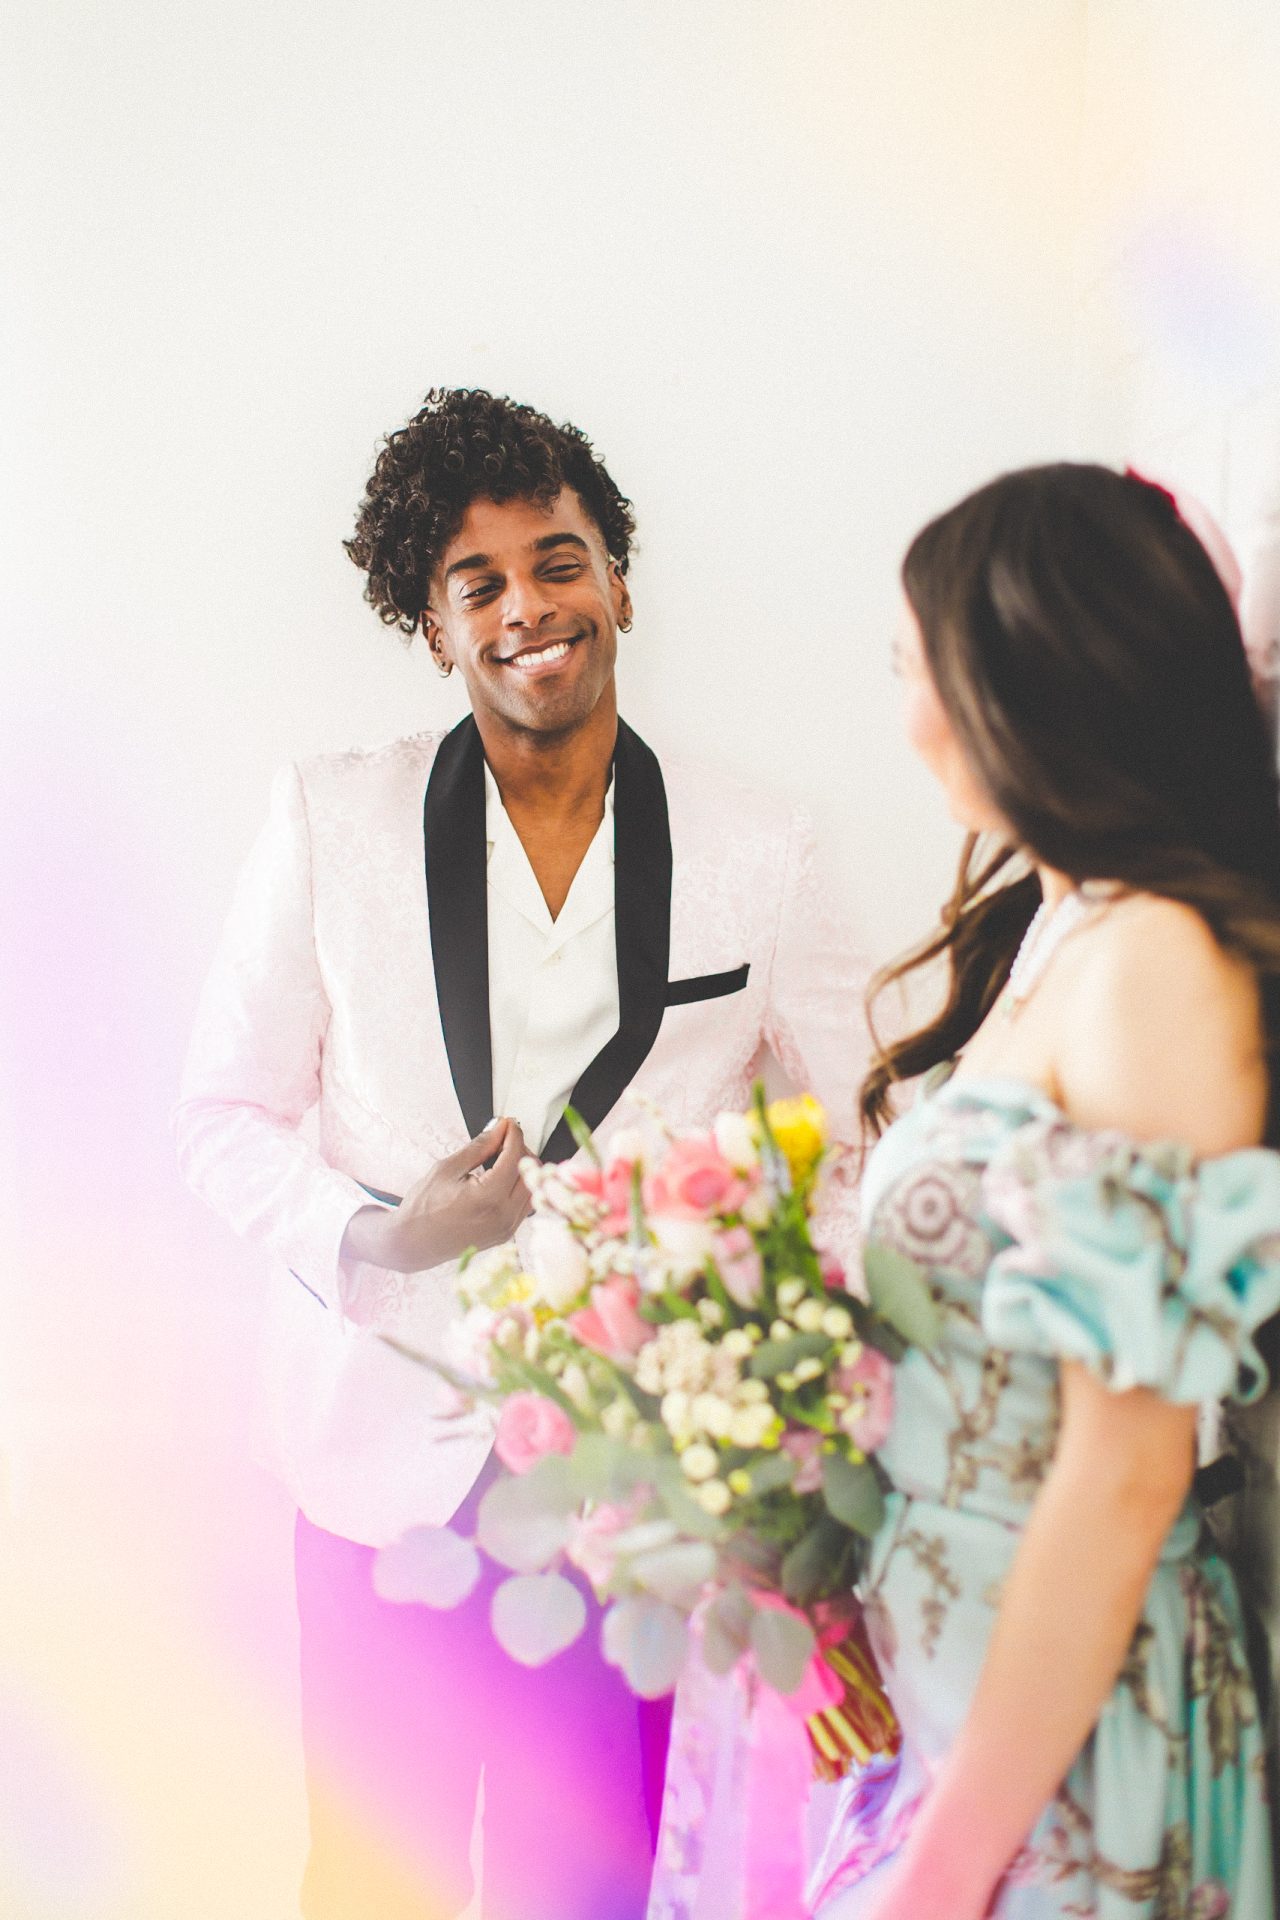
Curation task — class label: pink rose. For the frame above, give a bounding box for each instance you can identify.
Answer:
[494,1392,577,1474]
[599,1156,640,1237]
[645,1135,749,1220]
[836,1346,895,1454]
[715,1226,764,1308]
[780,1427,826,1493]
[567,1276,653,1362]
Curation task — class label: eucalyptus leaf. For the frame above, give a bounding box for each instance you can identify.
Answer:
[491,1572,587,1665]
[653,1464,728,1540]
[780,1517,845,1607]
[749,1331,831,1380]
[567,1433,639,1502]
[701,1584,755,1676]
[371,1526,481,1609]
[630,1540,717,1608]
[602,1597,690,1698]
[858,1320,908,1364]
[862,1242,941,1350]
[477,1457,578,1572]
[750,1606,816,1695]
[821,1454,886,1536]
[743,1452,796,1498]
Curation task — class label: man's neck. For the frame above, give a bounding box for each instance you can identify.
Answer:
[473,692,618,919]
[474,691,618,824]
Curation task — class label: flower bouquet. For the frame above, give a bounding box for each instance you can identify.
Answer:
[376,1088,938,1784]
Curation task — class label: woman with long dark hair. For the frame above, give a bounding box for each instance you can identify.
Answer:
[809,463,1280,1917]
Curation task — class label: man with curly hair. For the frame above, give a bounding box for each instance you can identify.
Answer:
[176,388,868,1920]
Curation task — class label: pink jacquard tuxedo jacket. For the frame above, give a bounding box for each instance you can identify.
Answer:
[176,717,869,1545]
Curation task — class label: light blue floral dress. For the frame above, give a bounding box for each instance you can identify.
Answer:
[812,1071,1280,1919]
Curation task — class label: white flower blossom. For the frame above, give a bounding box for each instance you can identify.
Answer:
[561,1362,592,1409]
[728,1403,778,1448]
[526,1218,591,1310]
[793,1300,826,1333]
[650,1216,716,1283]
[722,1328,754,1360]
[601,1399,638,1438]
[713,1110,760,1173]
[696,1478,732,1516]
[739,1186,774,1230]
[606,1126,649,1166]
[681,1442,719,1483]
[660,1389,693,1438]
[447,1303,500,1383]
[822,1306,854,1339]
[777,1278,806,1312]
[690,1392,734,1439]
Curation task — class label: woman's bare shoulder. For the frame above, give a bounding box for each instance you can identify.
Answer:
[1056,892,1266,1151]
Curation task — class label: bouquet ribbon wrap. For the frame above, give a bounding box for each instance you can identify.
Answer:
[743,1605,841,1920]
[656,1589,898,1920]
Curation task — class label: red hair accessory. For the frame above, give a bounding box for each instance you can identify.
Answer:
[1123,464,1243,615]
[1123,465,1180,517]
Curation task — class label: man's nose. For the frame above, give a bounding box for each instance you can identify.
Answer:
[501,575,556,628]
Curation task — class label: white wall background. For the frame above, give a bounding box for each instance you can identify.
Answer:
[2,4,1278,1916]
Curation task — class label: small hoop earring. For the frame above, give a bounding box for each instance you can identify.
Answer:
[619,618,633,634]
[434,657,453,679]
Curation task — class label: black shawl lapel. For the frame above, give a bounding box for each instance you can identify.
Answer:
[541,719,672,1164]
[423,715,494,1139]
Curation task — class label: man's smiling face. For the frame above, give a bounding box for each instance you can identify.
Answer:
[423,490,630,741]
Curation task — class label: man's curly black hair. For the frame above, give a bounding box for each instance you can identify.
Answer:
[345,388,636,639]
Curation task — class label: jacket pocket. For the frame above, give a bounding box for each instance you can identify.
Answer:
[665,963,750,1006]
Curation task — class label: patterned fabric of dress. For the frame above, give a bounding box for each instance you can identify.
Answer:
[809,1071,1280,1919]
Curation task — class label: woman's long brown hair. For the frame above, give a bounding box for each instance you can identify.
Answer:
[861,463,1280,1146]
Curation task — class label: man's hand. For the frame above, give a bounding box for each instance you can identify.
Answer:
[339,1119,534,1274]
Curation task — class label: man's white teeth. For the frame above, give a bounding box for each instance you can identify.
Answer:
[508,640,572,669]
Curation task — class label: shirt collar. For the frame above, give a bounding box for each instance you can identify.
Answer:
[483,762,615,940]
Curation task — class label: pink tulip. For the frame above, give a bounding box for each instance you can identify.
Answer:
[494,1392,577,1474]
[837,1346,894,1454]
[645,1135,749,1220]
[599,1156,639,1236]
[715,1225,764,1308]
[567,1276,653,1362]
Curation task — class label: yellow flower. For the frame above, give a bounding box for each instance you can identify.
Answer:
[766,1095,827,1187]
[494,1272,535,1308]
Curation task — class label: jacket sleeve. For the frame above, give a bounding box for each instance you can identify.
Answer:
[762,806,872,1280]
[172,763,380,1316]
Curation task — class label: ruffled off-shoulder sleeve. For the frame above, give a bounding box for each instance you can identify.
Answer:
[980,1116,1280,1403]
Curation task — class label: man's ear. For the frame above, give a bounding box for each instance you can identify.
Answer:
[422,608,453,675]
[612,565,633,634]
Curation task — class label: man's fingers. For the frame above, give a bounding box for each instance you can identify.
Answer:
[445,1121,508,1178]
[485,1119,531,1191]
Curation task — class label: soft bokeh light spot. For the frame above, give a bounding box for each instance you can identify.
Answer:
[0,1686,126,1916]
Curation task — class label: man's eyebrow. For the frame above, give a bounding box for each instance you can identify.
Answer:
[442,532,588,582]
[443,551,492,581]
[530,532,590,556]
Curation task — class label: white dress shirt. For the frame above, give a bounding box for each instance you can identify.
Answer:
[484,766,620,1153]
